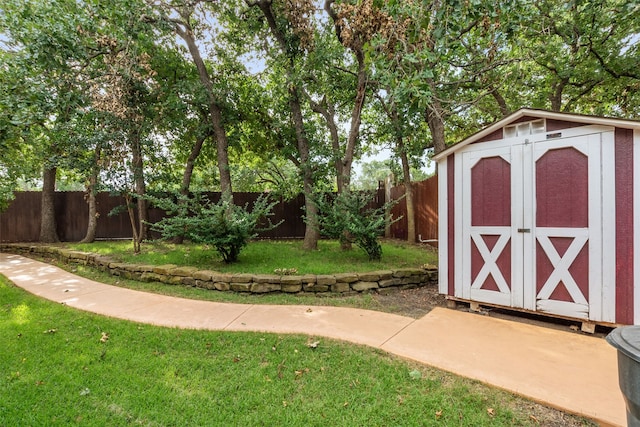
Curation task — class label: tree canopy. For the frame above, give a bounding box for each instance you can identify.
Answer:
[1,0,638,239]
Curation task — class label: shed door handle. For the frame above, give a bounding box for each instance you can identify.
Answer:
[517,228,531,233]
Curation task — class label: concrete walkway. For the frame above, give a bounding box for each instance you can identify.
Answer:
[0,253,626,426]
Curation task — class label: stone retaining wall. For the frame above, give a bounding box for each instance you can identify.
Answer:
[1,244,437,295]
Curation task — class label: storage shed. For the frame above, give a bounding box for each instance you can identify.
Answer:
[434,109,640,327]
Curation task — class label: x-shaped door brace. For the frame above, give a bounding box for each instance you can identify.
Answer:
[470,230,511,294]
[536,230,589,305]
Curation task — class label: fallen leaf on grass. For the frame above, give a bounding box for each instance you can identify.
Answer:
[487,408,495,417]
[44,329,57,334]
[529,414,540,423]
[294,368,310,379]
[100,332,109,343]
[435,410,443,419]
[307,340,320,349]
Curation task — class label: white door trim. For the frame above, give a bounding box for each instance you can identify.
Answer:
[438,159,448,296]
[601,131,616,323]
[634,129,640,324]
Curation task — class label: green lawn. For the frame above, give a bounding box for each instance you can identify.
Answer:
[54,239,436,314]
[0,277,593,426]
[61,262,394,312]
[65,239,437,275]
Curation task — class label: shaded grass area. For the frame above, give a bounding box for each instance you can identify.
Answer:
[65,239,437,275]
[0,277,593,426]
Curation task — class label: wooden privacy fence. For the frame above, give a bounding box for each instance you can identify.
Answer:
[387,175,439,245]
[0,192,307,243]
[0,176,438,243]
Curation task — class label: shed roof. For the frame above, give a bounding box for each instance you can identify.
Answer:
[433,108,640,161]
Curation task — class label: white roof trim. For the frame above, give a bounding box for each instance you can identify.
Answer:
[433,108,640,161]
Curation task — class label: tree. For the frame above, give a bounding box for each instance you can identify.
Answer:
[371,92,428,243]
[512,0,640,114]
[245,0,322,250]
[301,0,387,195]
[368,1,521,154]
[0,0,99,242]
[148,0,234,200]
[0,51,41,211]
[452,1,640,126]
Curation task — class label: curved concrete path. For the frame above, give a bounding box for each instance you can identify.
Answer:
[0,253,626,426]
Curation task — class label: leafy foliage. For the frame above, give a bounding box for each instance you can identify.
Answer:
[314,191,399,261]
[1,0,638,245]
[148,193,282,263]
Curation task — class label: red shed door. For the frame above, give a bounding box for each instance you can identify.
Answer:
[461,145,520,308]
[460,132,605,320]
[529,135,602,319]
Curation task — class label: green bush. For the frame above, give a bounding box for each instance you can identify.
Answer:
[148,193,281,263]
[314,191,399,261]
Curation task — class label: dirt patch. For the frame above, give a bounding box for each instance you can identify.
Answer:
[373,285,448,319]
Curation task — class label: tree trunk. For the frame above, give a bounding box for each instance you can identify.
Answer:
[397,137,416,243]
[124,193,141,254]
[305,99,353,249]
[174,131,208,244]
[550,78,568,112]
[81,145,102,243]
[302,170,320,250]
[212,103,233,200]
[250,0,318,250]
[384,174,393,238]
[181,132,208,196]
[323,0,368,194]
[307,97,344,192]
[39,166,59,243]
[80,168,98,243]
[175,18,233,199]
[130,128,148,242]
[490,87,510,117]
[340,52,367,194]
[426,97,447,154]
[290,91,319,250]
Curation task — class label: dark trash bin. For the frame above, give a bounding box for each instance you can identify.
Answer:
[606,326,640,427]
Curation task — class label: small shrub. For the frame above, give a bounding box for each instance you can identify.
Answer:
[314,191,400,261]
[148,193,281,263]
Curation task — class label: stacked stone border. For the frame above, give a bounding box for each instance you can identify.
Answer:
[1,244,437,295]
